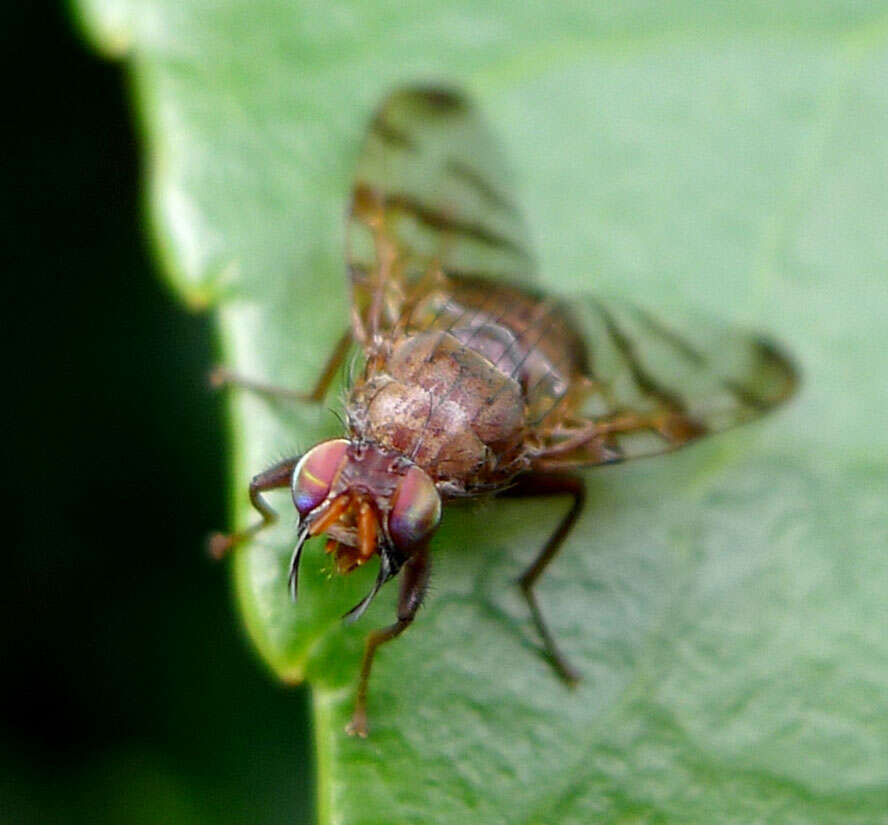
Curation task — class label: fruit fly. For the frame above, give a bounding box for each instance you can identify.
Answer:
[211,86,797,737]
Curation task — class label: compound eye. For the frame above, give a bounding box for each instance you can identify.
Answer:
[388,466,442,552]
[291,439,349,516]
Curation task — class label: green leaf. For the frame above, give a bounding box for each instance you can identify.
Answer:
[73,1,888,822]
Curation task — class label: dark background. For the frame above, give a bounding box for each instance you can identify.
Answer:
[2,5,313,823]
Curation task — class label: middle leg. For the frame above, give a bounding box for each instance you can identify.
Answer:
[498,473,586,684]
[210,329,352,404]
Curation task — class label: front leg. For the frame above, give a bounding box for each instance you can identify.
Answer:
[347,544,431,737]
[210,329,352,404]
[208,455,301,558]
[498,473,586,684]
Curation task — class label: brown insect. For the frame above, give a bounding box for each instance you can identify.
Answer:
[211,86,797,736]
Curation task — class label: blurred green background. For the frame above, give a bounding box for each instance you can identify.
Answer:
[2,5,313,823]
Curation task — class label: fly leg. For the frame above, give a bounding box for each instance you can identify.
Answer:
[208,456,300,559]
[347,545,430,738]
[499,473,586,685]
[210,329,352,404]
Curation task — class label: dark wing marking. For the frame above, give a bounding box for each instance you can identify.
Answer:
[347,86,536,343]
[532,296,798,467]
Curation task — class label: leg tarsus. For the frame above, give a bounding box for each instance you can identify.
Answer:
[208,456,300,559]
[345,617,412,738]
[501,473,586,685]
[519,577,581,685]
[347,545,430,737]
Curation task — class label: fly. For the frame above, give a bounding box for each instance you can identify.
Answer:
[210,86,797,737]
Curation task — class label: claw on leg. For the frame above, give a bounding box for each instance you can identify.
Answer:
[345,708,369,738]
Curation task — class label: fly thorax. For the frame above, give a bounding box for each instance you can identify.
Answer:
[347,331,526,485]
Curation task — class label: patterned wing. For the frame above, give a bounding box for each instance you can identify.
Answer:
[531,297,798,469]
[347,86,536,345]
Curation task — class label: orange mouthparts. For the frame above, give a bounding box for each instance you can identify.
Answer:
[310,492,380,574]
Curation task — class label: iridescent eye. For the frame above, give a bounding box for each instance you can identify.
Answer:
[388,466,442,551]
[291,439,349,516]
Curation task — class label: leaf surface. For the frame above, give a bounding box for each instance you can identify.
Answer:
[74,2,888,822]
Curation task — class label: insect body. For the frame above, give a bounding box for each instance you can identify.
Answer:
[211,87,797,737]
